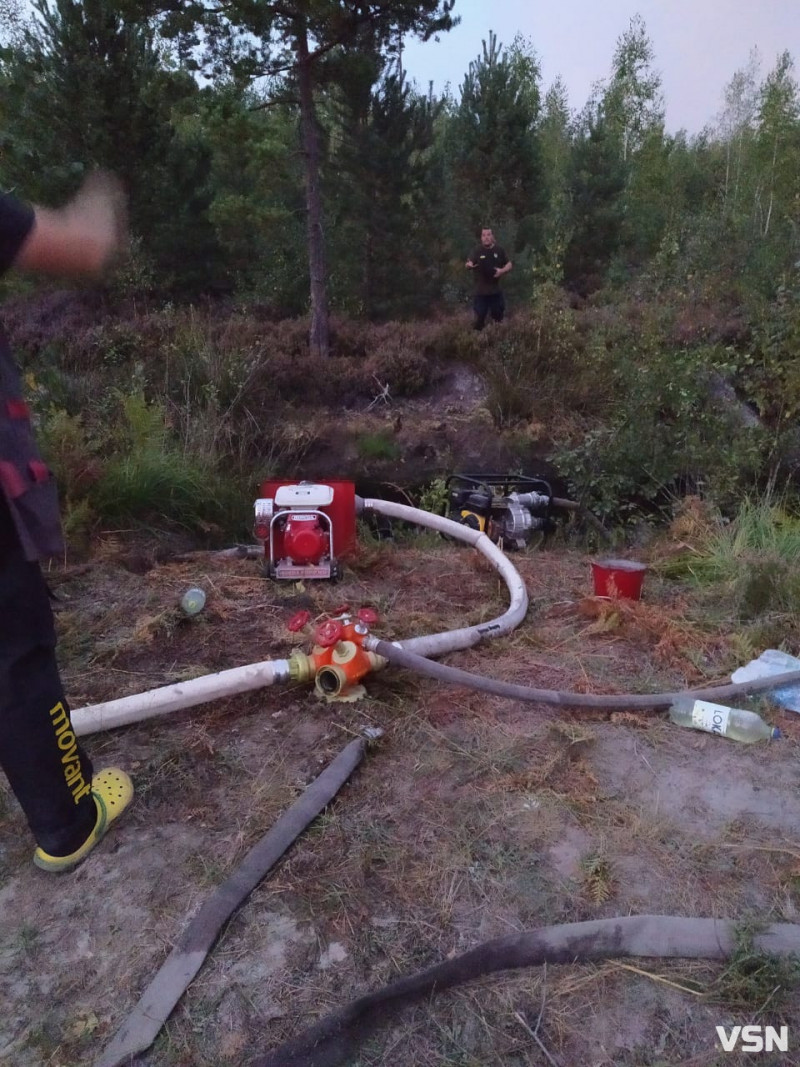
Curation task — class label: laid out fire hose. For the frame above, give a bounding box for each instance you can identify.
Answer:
[366,636,800,710]
[70,496,527,736]
[95,736,800,1067]
[254,916,800,1067]
[96,739,367,1067]
[82,500,800,1066]
[358,498,800,709]
[70,496,800,735]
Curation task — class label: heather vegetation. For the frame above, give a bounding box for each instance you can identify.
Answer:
[1,5,799,542]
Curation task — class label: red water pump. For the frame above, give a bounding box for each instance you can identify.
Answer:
[254,480,357,580]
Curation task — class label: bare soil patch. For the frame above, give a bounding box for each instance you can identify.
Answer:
[2,533,800,1067]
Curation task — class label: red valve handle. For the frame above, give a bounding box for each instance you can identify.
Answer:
[332,602,351,617]
[358,607,379,625]
[314,618,344,647]
[287,609,311,633]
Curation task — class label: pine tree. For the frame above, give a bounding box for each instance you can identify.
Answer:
[446,31,544,252]
[1,0,222,291]
[151,0,457,353]
[329,63,440,318]
[200,87,306,308]
[563,104,626,292]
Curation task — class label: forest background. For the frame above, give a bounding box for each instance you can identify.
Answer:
[1,0,799,545]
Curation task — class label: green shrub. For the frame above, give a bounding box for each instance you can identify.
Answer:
[654,492,800,648]
[473,286,595,428]
[355,430,401,462]
[89,392,242,535]
[684,494,800,618]
[733,285,800,428]
[417,476,449,516]
[550,335,770,522]
[36,391,245,543]
[38,410,101,500]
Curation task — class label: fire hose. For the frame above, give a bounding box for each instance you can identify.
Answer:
[70,496,800,733]
[253,915,800,1067]
[366,636,800,710]
[82,496,800,1066]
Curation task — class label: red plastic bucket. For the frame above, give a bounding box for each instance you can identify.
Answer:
[591,558,647,600]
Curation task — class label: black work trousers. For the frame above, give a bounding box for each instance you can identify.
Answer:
[0,496,95,856]
[473,292,505,330]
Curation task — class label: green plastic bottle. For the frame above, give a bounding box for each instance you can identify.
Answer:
[180,587,206,616]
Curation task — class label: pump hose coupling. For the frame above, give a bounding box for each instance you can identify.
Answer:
[289,649,316,684]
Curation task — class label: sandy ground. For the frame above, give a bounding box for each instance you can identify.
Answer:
[2,533,800,1067]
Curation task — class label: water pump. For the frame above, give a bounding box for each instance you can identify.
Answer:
[254,480,356,580]
[446,473,554,550]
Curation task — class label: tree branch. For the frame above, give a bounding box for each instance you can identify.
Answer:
[248,95,299,110]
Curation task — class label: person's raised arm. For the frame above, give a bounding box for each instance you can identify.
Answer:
[13,172,127,277]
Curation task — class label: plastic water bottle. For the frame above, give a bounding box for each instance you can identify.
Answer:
[668,697,780,743]
[180,586,206,616]
[730,649,800,712]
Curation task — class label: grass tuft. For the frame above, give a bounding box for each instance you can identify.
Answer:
[710,923,800,1011]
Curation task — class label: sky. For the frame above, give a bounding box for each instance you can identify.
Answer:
[400,0,800,135]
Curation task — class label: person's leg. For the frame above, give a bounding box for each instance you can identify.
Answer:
[0,523,97,855]
[0,643,97,855]
[473,295,489,330]
[0,495,131,867]
[490,293,505,323]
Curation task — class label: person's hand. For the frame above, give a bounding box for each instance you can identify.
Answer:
[494,267,501,278]
[63,171,128,273]
[16,170,129,277]
[465,259,474,269]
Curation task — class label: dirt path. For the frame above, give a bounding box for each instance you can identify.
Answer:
[1,539,799,1066]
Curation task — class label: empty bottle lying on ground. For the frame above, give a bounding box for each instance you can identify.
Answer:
[668,698,781,743]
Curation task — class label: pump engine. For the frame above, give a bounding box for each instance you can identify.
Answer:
[254,480,356,580]
[446,473,554,550]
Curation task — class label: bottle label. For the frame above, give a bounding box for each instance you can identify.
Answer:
[691,700,731,735]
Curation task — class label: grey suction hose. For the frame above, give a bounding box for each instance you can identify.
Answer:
[551,495,613,542]
[359,494,800,710]
[366,637,800,710]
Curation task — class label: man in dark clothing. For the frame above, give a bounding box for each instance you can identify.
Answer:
[465,226,513,330]
[0,174,132,873]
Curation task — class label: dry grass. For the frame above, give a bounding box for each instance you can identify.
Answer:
[3,534,800,1066]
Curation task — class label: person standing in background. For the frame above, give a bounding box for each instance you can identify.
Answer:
[465,226,512,330]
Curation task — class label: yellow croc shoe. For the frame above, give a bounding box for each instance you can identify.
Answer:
[33,768,134,873]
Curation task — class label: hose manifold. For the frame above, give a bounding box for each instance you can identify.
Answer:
[314,646,386,701]
[289,643,386,701]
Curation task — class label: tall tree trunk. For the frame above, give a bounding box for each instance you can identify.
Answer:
[763,135,778,238]
[723,141,731,210]
[296,23,329,358]
[363,228,374,318]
